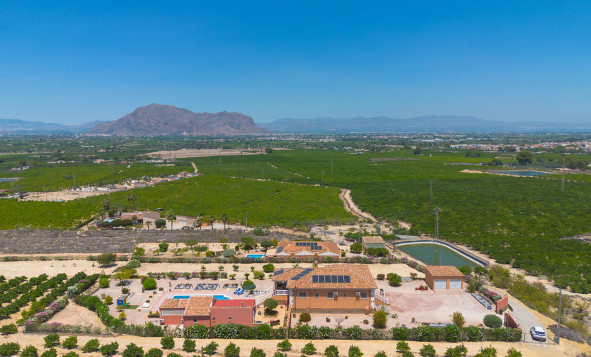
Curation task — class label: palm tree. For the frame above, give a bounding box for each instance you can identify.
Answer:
[126,194,137,210]
[166,210,175,230]
[221,213,229,230]
[209,215,215,230]
[195,216,203,230]
[146,221,152,231]
[101,199,111,218]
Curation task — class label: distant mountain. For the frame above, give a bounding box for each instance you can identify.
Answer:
[0,119,101,134]
[260,115,591,133]
[88,104,269,136]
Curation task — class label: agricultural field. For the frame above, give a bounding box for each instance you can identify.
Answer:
[0,162,191,192]
[0,174,355,229]
[105,175,355,227]
[187,149,591,293]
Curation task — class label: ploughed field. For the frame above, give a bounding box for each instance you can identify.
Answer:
[187,149,591,293]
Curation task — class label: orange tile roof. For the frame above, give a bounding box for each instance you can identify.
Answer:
[276,240,340,256]
[425,265,465,278]
[159,299,189,310]
[275,264,377,290]
[185,296,214,316]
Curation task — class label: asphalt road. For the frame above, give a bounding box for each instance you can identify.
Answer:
[509,297,548,344]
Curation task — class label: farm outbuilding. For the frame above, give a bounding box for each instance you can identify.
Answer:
[424,266,465,290]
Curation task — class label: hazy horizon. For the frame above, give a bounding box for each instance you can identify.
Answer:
[1,2,590,124]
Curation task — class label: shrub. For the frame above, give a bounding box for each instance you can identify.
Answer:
[373,310,387,329]
[96,253,117,266]
[63,352,79,357]
[40,348,57,357]
[419,344,436,357]
[483,315,502,329]
[160,337,174,350]
[302,343,316,355]
[99,277,110,288]
[452,312,465,328]
[203,342,219,356]
[273,353,287,357]
[166,354,182,357]
[182,339,195,353]
[299,313,311,323]
[444,324,460,342]
[277,340,292,352]
[82,339,100,353]
[350,243,362,254]
[348,346,363,357]
[387,273,402,287]
[143,278,157,290]
[62,336,78,350]
[325,346,339,357]
[145,349,163,357]
[100,342,119,357]
[0,342,20,356]
[505,348,522,357]
[119,311,127,320]
[224,343,240,357]
[43,336,61,350]
[264,298,278,313]
[250,348,265,357]
[122,343,144,357]
[474,346,497,357]
[374,353,386,357]
[444,344,467,357]
[262,264,275,273]
[20,346,38,357]
[396,341,410,352]
[0,324,17,335]
[376,274,385,280]
[104,295,113,304]
[155,220,166,229]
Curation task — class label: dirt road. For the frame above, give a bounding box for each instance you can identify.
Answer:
[339,189,377,222]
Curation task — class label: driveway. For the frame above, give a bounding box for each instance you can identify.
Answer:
[508,297,547,344]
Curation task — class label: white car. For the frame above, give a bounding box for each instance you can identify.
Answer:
[530,326,546,342]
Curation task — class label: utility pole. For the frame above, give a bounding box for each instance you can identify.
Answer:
[73,173,76,190]
[557,288,562,344]
[429,179,433,202]
[245,212,248,230]
[321,170,325,184]
[331,159,334,175]
[434,207,441,239]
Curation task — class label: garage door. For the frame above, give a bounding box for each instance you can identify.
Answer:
[434,279,447,289]
[449,279,462,289]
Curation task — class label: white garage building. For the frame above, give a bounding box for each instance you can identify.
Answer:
[424,266,465,290]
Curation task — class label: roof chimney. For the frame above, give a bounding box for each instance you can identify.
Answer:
[314,260,318,270]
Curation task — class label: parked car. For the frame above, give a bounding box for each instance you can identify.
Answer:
[530,326,546,342]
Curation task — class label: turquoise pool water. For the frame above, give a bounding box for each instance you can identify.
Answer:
[246,254,265,259]
[398,243,478,268]
[172,294,229,300]
[0,178,18,182]
[496,170,549,176]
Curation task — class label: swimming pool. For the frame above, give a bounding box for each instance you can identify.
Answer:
[172,294,229,300]
[246,254,265,259]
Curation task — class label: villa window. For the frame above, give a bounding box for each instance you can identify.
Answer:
[315,293,319,298]
[360,292,368,299]
[327,292,334,299]
[343,293,347,298]
[193,319,197,322]
[298,291,307,298]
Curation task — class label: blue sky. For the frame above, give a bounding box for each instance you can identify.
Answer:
[1,1,590,124]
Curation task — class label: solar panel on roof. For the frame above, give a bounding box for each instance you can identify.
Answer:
[318,275,325,283]
[291,268,313,281]
[312,276,318,283]
[273,269,284,276]
[337,275,344,283]
[344,276,351,283]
